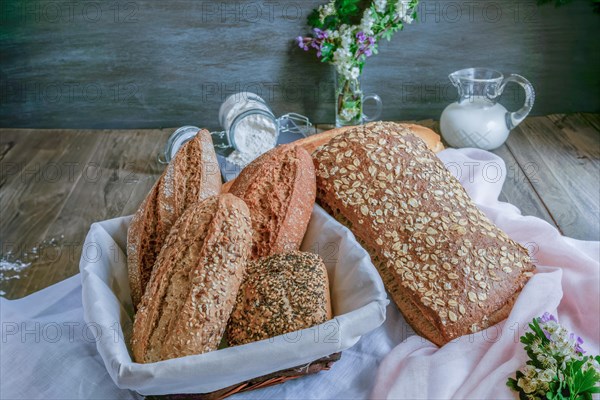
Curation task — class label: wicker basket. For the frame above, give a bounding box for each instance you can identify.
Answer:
[146,353,342,400]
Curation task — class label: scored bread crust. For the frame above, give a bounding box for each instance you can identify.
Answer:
[127,129,222,308]
[313,121,535,346]
[227,251,332,346]
[132,194,252,363]
[229,144,316,259]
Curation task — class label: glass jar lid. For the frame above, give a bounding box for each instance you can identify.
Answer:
[158,126,200,164]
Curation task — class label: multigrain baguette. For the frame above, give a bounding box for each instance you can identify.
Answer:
[313,122,535,346]
[127,129,221,308]
[229,144,316,259]
[227,251,332,346]
[132,194,252,363]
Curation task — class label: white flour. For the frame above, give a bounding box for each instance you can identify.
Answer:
[0,236,63,296]
[0,258,31,295]
[226,114,277,168]
[221,93,278,168]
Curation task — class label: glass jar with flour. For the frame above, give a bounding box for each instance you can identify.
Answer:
[218,92,279,167]
[218,92,312,168]
[159,92,311,168]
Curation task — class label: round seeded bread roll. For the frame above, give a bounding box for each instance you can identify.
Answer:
[227,251,332,346]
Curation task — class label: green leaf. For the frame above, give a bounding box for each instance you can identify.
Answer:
[530,318,550,344]
[506,377,519,390]
[572,366,600,394]
[307,9,322,28]
[335,0,362,23]
[323,15,339,31]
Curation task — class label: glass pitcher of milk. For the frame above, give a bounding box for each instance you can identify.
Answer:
[440,68,535,150]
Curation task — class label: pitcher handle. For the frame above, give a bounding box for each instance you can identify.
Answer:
[498,74,535,130]
[362,94,383,122]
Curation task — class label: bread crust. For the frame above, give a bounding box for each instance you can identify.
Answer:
[227,251,332,346]
[296,122,444,155]
[229,145,316,259]
[313,121,534,346]
[132,194,252,363]
[127,130,222,308]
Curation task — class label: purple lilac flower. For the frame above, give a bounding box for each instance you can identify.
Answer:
[356,31,367,42]
[296,36,309,51]
[313,28,328,40]
[571,333,586,354]
[539,313,557,341]
[364,47,373,57]
[540,312,557,324]
[368,37,375,46]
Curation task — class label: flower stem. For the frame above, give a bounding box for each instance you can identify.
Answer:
[338,78,350,112]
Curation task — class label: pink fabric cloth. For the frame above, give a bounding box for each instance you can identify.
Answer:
[372,148,600,399]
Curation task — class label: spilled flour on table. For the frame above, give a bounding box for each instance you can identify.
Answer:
[0,235,64,296]
[0,258,31,296]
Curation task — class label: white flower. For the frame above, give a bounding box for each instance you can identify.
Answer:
[340,26,353,48]
[522,365,537,379]
[360,9,376,35]
[538,368,554,382]
[375,0,387,13]
[349,67,360,80]
[395,0,414,23]
[318,1,336,22]
[340,107,359,121]
[517,377,536,394]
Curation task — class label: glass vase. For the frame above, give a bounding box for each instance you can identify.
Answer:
[335,71,382,127]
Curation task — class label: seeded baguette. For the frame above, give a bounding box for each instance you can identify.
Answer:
[127,129,222,308]
[313,121,534,346]
[229,144,316,259]
[132,194,252,363]
[227,251,332,346]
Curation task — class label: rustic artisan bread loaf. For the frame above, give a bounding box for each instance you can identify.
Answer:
[127,129,221,308]
[227,251,332,346]
[313,121,534,346]
[229,144,316,259]
[132,194,252,363]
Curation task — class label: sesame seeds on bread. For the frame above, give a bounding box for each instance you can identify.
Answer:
[227,251,332,346]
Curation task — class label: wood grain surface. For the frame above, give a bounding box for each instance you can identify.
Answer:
[0,0,599,128]
[0,114,598,299]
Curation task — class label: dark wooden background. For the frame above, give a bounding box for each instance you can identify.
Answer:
[1,0,599,129]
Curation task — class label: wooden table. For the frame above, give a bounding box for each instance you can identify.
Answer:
[1,114,598,299]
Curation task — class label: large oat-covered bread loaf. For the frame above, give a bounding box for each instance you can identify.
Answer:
[313,122,534,346]
[227,251,332,346]
[127,130,222,308]
[132,194,252,363]
[229,144,316,259]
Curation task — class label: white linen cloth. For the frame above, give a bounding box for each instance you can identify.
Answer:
[1,148,598,399]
